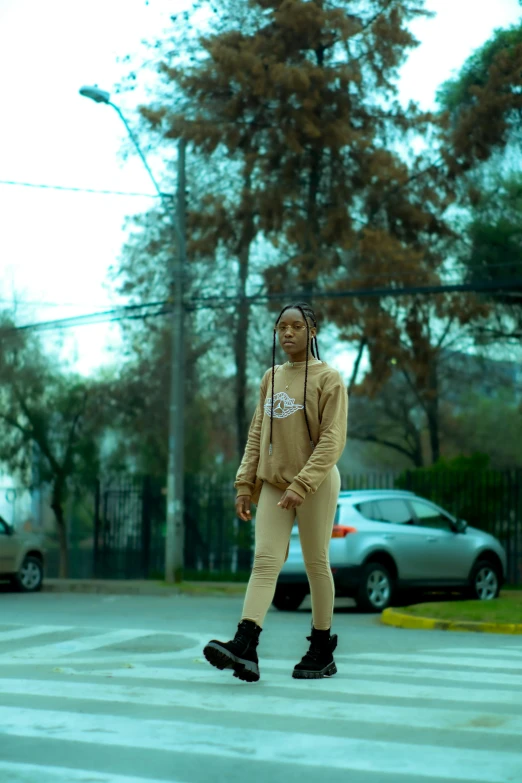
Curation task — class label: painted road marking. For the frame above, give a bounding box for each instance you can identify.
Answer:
[0,629,165,661]
[2,632,521,782]
[0,677,520,737]
[1,705,521,782]
[0,761,187,783]
[3,624,521,689]
[73,664,522,705]
[350,652,522,670]
[0,628,210,665]
[0,626,72,643]
[424,647,522,658]
[300,660,522,687]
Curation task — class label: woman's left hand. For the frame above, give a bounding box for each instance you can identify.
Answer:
[278,490,304,510]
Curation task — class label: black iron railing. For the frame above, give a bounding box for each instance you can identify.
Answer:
[43,468,522,584]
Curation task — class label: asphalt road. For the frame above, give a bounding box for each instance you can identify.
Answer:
[0,591,521,783]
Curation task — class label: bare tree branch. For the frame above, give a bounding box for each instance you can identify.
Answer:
[350,432,418,464]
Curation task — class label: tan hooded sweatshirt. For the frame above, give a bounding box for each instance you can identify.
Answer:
[234,359,348,504]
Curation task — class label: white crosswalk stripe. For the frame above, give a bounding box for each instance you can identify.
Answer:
[0,628,156,661]
[349,652,522,670]
[2,704,522,782]
[0,625,73,643]
[424,646,522,658]
[61,662,521,705]
[0,677,521,736]
[333,660,522,686]
[0,623,521,783]
[0,761,187,783]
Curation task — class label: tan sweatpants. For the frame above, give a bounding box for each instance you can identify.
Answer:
[241,466,341,631]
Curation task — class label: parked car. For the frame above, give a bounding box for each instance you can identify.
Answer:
[0,515,45,592]
[274,489,507,613]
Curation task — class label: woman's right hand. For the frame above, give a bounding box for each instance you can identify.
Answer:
[236,495,252,521]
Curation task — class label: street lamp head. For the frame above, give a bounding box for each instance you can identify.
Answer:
[79,86,111,105]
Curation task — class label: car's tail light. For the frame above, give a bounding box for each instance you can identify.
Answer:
[332,525,357,538]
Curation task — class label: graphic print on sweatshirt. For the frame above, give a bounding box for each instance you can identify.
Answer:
[264,392,304,419]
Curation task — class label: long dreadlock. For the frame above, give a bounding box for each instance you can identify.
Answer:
[269,302,321,456]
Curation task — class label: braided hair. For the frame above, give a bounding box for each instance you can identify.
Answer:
[269,302,321,456]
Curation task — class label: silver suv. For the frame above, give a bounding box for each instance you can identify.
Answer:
[274,490,507,613]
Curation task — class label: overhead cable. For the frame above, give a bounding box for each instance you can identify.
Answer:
[0,179,162,198]
[1,278,520,335]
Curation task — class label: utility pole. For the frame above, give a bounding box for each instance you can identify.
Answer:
[165,138,186,582]
[79,87,187,582]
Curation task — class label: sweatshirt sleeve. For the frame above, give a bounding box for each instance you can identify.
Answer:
[234,370,270,498]
[288,371,348,499]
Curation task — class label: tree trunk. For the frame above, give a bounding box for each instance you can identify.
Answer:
[300,45,324,296]
[235,293,249,461]
[301,143,323,296]
[425,360,441,465]
[426,407,440,465]
[410,431,425,468]
[234,173,255,462]
[51,478,69,578]
[348,336,367,394]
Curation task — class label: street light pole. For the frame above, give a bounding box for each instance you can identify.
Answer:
[79,86,186,582]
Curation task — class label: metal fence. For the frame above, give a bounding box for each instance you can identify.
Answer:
[92,476,165,580]
[184,473,252,579]
[42,468,522,585]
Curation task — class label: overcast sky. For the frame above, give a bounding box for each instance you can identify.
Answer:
[0,0,520,376]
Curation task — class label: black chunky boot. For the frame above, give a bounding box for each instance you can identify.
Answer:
[292,626,338,679]
[203,619,262,683]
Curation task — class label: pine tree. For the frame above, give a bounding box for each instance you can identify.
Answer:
[133,0,488,464]
[438,21,522,174]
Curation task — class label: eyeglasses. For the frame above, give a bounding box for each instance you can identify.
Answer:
[275,324,308,333]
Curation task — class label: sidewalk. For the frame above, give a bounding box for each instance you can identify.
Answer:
[43,579,248,597]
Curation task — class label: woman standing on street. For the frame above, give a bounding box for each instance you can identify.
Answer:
[203,302,348,683]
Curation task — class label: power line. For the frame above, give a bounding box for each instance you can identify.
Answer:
[1,278,521,335]
[0,179,163,198]
[1,260,520,313]
[187,278,522,309]
[0,301,169,334]
[0,298,121,309]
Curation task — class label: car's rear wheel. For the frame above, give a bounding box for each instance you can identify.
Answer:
[356,562,395,613]
[272,584,307,611]
[14,556,43,593]
[468,560,500,600]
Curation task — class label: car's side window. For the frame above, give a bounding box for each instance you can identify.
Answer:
[354,500,385,522]
[410,500,453,532]
[374,499,413,525]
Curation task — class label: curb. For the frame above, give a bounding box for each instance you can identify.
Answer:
[381,608,522,635]
[42,579,247,597]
